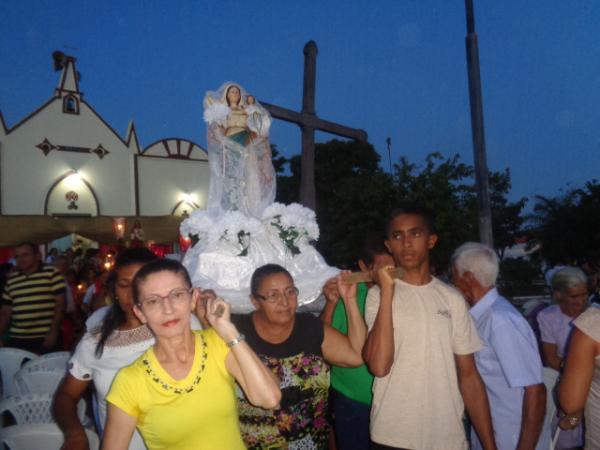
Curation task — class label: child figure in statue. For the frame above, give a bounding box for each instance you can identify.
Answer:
[203,83,274,218]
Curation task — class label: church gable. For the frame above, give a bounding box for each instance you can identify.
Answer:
[0,52,209,221]
[3,53,132,157]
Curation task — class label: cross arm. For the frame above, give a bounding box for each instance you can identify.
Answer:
[261,102,368,142]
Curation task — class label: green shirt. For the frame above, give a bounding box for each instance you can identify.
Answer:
[330,282,374,405]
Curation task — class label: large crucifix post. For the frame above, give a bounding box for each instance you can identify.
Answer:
[300,41,318,209]
[261,41,367,211]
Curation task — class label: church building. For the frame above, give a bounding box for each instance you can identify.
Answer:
[0,53,208,250]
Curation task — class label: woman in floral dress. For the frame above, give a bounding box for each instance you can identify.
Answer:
[232,263,367,449]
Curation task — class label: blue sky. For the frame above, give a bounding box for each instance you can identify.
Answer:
[1,0,599,202]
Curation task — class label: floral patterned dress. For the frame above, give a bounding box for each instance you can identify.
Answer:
[232,313,330,449]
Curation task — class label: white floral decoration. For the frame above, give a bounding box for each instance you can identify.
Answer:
[203,103,230,125]
[180,209,216,240]
[262,202,320,255]
[210,211,261,256]
[278,203,319,240]
[182,210,261,256]
[182,203,318,257]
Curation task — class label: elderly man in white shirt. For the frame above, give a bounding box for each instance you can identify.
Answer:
[452,242,550,450]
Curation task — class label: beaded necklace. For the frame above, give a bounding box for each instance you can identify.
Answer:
[142,333,208,394]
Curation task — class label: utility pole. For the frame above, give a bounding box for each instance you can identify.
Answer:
[465,0,494,247]
[386,137,392,173]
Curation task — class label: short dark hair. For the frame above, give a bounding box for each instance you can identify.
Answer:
[16,242,39,254]
[250,264,292,297]
[114,248,157,271]
[104,248,158,299]
[361,233,389,266]
[132,258,192,305]
[386,204,437,236]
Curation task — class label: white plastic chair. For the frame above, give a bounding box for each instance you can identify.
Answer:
[13,367,65,396]
[542,366,561,450]
[20,351,70,373]
[0,348,38,399]
[0,393,86,427]
[0,423,99,450]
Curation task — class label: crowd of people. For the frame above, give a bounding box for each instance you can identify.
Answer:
[0,243,127,354]
[0,204,599,449]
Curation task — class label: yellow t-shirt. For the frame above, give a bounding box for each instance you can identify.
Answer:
[106,329,245,450]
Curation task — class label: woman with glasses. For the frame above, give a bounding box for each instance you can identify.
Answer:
[102,259,280,450]
[231,263,367,449]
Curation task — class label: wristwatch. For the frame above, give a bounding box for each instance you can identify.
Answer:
[227,334,246,348]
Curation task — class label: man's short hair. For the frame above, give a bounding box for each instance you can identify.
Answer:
[16,242,39,254]
[452,242,499,288]
[385,204,437,236]
[362,232,389,266]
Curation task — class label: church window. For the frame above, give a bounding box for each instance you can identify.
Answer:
[63,95,79,114]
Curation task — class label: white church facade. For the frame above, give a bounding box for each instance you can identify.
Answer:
[0,53,208,247]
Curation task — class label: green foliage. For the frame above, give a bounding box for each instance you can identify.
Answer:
[275,140,527,271]
[390,153,527,270]
[498,256,545,298]
[270,144,288,175]
[488,170,528,260]
[390,152,476,271]
[276,139,393,266]
[531,180,600,264]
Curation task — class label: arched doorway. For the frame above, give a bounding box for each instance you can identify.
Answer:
[45,171,99,216]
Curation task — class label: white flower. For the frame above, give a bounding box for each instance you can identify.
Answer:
[180,209,217,238]
[262,202,288,220]
[203,103,230,124]
[279,203,319,240]
[202,211,262,254]
[262,203,320,255]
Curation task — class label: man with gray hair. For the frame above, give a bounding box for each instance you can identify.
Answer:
[452,242,549,450]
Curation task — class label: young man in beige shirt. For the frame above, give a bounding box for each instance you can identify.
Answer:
[363,206,497,450]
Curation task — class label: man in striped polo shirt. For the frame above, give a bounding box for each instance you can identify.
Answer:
[0,242,66,354]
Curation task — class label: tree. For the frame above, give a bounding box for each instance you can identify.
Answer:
[531,180,600,265]
[277,139,394,267]
[391,153,527,270]
[487,169,527,260]
[391,152,475,271]
[271,144,288,176]
[275,142,526,271]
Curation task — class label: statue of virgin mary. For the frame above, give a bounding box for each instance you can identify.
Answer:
[203,82,275,218]
[181,82,338,311]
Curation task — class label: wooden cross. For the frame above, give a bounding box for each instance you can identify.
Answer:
[261,40,368,211]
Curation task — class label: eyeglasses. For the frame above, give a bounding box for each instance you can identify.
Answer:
[255,287,299,303]
[139,288,192,310]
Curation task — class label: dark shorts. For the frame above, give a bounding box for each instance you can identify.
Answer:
[8,336,61,354]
